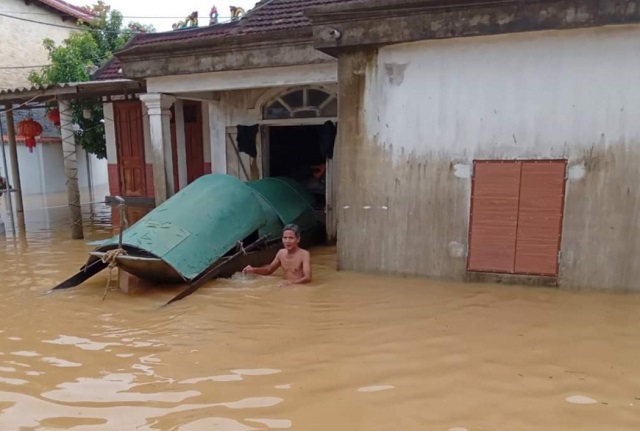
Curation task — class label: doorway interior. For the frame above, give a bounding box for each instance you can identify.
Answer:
[267,124,331,215]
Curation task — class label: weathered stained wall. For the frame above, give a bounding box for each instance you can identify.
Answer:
[336,25,640,290]
[0,0,79,89]
[121,42,335,80]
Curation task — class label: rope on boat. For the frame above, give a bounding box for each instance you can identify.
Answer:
[101,248,126,301]
[236,241,247,255]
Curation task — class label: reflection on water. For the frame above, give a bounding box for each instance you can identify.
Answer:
[0,189,640,430]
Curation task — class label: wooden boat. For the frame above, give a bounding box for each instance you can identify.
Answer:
[50,174,324,304]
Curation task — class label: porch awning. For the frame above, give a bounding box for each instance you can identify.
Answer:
[0,79,145,105]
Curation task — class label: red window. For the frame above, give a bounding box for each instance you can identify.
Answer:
[467,160,567,276]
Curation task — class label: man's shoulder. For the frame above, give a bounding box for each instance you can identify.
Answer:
[299,248,311,258]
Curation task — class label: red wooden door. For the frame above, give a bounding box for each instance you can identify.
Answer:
[170,119,179,191]
[184,102,204,184]
[114,100,146,197]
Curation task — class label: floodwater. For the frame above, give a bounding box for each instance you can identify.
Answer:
[1,189,639,430]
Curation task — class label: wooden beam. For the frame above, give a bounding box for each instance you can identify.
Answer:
[58,99,84,239]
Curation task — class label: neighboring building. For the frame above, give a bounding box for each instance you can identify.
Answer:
[101,0,640,290]
[0,0,93,89]
[0,0,107,196]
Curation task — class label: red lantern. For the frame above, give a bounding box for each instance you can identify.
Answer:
[17,118,43,153]
[47,108,61,127]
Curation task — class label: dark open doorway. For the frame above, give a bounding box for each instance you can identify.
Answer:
[268,125,328,212]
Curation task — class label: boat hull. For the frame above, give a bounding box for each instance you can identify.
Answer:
[88,227,323,285]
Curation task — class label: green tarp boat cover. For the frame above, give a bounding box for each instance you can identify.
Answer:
[94,174,319,281]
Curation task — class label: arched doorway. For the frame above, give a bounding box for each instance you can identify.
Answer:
[262,87,338,241]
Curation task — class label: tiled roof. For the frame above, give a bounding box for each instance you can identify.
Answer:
[120,0,363,51]
[92,57,123,81]
[33,0,95,23]
[234,0,357,35]
[126,22,236,48]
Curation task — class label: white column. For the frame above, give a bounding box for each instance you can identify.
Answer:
[103,103,118,164]
[139,93,176,205]
[58,99,84,239]
[208,100,227,174]
[174,99,188,189]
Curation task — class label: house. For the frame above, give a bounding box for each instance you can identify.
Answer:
[0,0,107,198]
[97,0,344,238]
[304,0,640,290]
[102,0,640,290]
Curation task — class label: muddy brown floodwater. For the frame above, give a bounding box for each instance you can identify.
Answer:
[0,191,639,430]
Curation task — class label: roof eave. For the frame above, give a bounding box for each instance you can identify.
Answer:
[32,0,95,24]
[116,27,313,61]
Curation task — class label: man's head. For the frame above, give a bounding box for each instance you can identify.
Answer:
[282,224,300,251]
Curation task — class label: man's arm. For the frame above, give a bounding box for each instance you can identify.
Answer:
[243,252,282,275]
[283,250,312,285]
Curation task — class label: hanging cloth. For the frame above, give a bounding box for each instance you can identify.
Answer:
[320,120,337,160]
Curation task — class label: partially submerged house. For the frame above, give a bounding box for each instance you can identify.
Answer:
[101,0,640,291]
[94,0,342,235]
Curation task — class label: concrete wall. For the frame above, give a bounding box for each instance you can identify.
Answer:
[0,0,79,89]
[336,25,640,290]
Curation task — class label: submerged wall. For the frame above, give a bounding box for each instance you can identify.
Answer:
[335,25,640,290]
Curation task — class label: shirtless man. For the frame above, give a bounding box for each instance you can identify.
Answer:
[242,224,312,287]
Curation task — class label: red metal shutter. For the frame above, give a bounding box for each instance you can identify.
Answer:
[467,161,522,273]
[514,161,566,276]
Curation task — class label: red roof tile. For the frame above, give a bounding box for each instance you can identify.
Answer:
[92,57,123,81]
[126,22,236,47]
[234,0,356,35]
[33,0,95,23]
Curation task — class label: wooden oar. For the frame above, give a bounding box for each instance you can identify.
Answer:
[49,259,109,291]
[163,235,269,306]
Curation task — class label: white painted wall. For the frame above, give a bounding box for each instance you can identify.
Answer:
[370,25,640,162]
[0,142,107,196]
[345,23,640,289]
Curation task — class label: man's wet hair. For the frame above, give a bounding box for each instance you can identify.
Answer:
[282,223,300,238]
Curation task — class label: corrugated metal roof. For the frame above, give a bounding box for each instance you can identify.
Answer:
[0,79,145,103]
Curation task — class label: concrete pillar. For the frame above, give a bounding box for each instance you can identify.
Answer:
[139,93,175,205]
[58,99,84,239]
[4,105,24,216]
[174,99,188,190]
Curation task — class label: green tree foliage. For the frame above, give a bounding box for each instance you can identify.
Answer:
[29,1,154,158]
